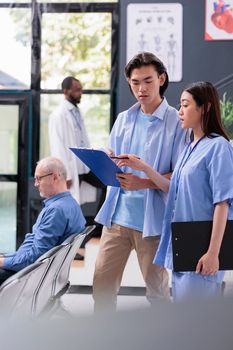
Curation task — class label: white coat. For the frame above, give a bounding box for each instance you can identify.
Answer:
[48,99,96,205]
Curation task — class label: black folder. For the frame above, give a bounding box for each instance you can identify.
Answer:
[70,147,123,187]
[171,220,233,272]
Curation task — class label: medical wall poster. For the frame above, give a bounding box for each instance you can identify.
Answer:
[205,0,233,40]
[127,3,183,82]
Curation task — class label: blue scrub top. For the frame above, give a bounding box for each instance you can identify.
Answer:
[95,98,186,237]
[154,135,233,283]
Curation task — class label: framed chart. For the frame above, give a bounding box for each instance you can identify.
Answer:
[127,3,183,82]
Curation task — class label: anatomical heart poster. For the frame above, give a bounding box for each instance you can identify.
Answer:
[205,0,233,40]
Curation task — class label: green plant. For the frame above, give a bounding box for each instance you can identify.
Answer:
[220,92,233,140]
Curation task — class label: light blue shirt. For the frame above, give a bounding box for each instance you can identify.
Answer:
[95,98,186,237]
[3,192,86,272]
[154,135,233,282]
[112,110,150,231]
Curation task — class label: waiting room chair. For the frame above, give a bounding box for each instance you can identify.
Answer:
[0,245,68,318]
[54,225,96,295]
[33,225,96,316]
[0,259,50,318]
[0,226,96,318]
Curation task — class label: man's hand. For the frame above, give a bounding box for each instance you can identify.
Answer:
[116,173,145,190]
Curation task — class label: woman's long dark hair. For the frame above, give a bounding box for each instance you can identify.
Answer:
[185,81,229,141]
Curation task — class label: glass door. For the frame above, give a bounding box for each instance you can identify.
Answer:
[0,92,31,253]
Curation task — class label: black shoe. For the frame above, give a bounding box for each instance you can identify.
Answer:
[74,252,84,261]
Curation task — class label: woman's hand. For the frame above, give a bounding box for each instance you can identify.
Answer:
[196,251,219,275]
[196,201,229,276]
[105,149,114,157]
[116,154,148,172]
[115,153,170,192]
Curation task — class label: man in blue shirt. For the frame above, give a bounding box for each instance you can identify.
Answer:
[93,52,186,311]
[0,156,86,285]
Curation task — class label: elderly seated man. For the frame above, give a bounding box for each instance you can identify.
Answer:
[0,156,86,285]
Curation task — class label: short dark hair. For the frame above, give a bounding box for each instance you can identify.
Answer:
[61,76,80,90]
[185,81,229,141]
[124,52,169,96]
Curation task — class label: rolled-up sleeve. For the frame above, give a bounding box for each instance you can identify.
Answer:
[208,141,233,205]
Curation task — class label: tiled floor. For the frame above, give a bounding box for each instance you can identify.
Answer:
[62,292,150,316]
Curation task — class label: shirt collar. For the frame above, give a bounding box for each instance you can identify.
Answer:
[128,97,168,122]
[64,99,78,112]
[43,191,70,207]
[150,97,168,121]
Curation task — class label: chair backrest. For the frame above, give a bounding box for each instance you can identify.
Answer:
[53,234,86,295]
[61,225,95,245]
[0,259,51,318]
[32,244,71,316]
[36,244,65,262]
[33,225,96,316]
[53,225,96,296]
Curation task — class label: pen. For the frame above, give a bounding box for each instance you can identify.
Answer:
[110,156,140,160]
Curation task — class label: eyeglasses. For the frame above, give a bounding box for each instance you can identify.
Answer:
[34,172,53,183]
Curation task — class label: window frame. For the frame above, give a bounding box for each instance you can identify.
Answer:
[31,1,119,170]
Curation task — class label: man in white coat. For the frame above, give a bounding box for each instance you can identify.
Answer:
[48,76,98,205]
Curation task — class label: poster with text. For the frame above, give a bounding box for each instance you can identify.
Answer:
[127,3,183,82]
[205,0,233,40]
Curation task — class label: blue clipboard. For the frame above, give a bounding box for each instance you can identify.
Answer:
[70,148,123,187]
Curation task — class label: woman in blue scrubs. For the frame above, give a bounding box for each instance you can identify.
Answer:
[117,81,233,300]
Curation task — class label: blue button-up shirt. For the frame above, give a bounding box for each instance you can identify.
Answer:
[154,135,233,282]
[3,191,86,271]
[95,98,186,237]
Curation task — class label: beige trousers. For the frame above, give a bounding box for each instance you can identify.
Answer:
[92,224,170,311]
